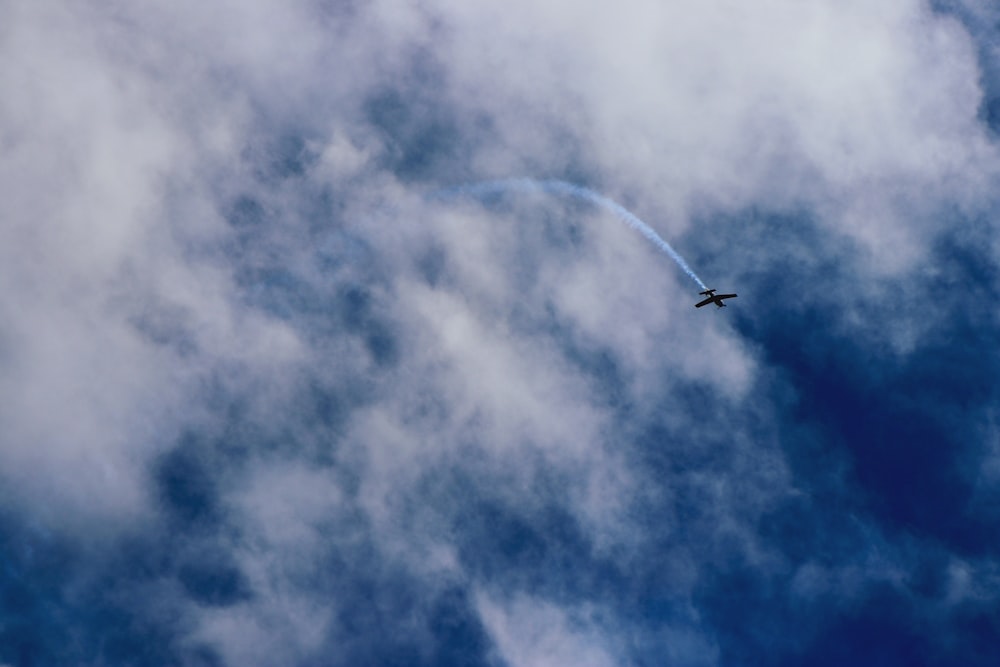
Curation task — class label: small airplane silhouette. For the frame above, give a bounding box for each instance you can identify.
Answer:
[695,288,737,308]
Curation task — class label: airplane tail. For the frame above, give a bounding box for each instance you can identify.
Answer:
[699,289,715,296]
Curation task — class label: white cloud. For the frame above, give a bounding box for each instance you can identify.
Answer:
[188,463,344,665]
[475,592,623,667]
[3,0,1000,663]
[415,0,997,268]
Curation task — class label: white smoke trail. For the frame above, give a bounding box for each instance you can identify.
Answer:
[433,179,708,290]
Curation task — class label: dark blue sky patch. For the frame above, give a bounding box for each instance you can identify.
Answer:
[0,516,77,666]
[426,587,494,667]
[695,556,997,667]
[670,197,1000,663]
[780,586,929,667]
[0,516,224,666]
[982,96,1000,133]
[694,566,805,666]
[177,555,253,608]
[228,195,267,230]
[415,241,452,289]
[336,285,400,367]
[365,78,462,182]
[764,331,982,548]
[364,326,399,367]
[315,537,494,667]
[927,226,1000,336]
[245,132,322,183]
[755,491,868,568]
[556,335,628,410]
[238,266,332,323]
[455,499,566,584]
[424,467,631,616]
[696,203,1000,556]
[223,195,274,274]
[945,604,1000,666]
[66,604,189,667]
[626,380,795,536]
[305,378,351,432]
[156,434,223,529]
[753,279,997,556]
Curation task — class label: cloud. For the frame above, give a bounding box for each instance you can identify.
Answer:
[3,0,1000,665]
[425,0,996,256]
[475,592,623,667]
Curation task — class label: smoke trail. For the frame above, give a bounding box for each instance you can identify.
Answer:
[433,179,707,290]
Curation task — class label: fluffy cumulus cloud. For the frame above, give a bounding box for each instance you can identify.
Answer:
[2,0,1000,664]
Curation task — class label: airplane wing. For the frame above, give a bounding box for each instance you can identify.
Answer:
[717,294,737,300]
[694,297,714,308]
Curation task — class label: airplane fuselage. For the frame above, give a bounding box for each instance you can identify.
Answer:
[695,288,737,308]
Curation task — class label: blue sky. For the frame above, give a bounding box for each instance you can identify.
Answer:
[2,1,1000,665]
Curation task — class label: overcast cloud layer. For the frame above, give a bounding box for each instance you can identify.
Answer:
[2,1,1000,665]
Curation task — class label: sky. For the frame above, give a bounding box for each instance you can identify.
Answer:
[2,0,1000,665]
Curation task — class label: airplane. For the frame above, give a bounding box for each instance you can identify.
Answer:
[694,288,737,308]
